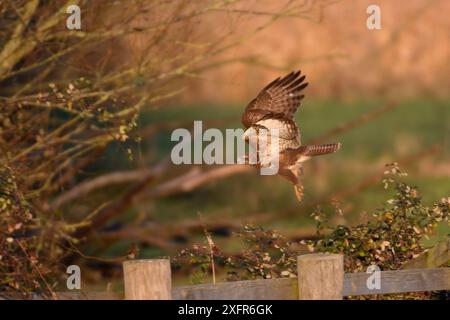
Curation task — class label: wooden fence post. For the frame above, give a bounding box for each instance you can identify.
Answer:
[297,253,344,300]
[123,259,172,300]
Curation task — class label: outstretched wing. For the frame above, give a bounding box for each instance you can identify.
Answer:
[241,70,308,129]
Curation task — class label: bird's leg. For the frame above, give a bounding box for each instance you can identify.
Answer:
[294,183,304,203]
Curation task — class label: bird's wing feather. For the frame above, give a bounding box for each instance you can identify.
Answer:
[254,117,300,141]
[241,70,308,128]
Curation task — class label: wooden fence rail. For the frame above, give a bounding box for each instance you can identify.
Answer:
[172,267,449,300]
[1,253,449,300]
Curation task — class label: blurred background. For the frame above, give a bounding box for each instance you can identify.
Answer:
[0,0,448,293]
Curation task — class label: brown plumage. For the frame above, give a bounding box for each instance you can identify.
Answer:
[241,70,341,202]
[242,70,307,129]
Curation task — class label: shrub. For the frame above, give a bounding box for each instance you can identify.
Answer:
[309,163,448,272]
[175,163,449,299]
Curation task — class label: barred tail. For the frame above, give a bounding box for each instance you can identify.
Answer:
[298,143,341,157]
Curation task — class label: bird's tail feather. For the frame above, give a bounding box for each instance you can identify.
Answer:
[297,143,341,157]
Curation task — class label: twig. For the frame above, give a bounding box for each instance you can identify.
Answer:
[198,212,216,284]
[72,160,169,239]
[140,164,253,200]
[49,165,166,210]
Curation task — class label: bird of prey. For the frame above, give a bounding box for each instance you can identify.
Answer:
[241,70,341,202]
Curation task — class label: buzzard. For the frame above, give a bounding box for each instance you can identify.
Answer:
[241,70,341,202]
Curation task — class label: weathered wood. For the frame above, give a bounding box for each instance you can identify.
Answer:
[0,292,122,300]
[174,268,450,300]
[3,267,449,300]
[297,253,344,300]
[343,267,450,296]
[172,278,297,300]
[123,259,171,300]
[56,292,122,300]
[404,240,450,269]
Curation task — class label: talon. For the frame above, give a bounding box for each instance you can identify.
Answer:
[294,184,304,203]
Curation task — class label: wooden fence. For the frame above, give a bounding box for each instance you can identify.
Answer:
[49,253,450,300]
[0,253,448,300]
